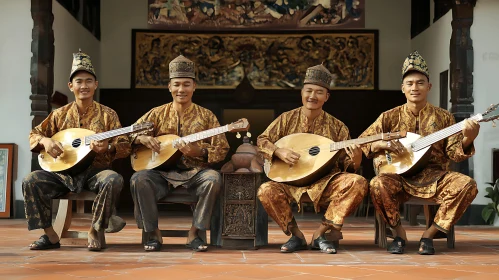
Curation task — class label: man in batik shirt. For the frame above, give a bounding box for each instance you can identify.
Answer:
[360,51,480,255]
[130,55,229,252]
[23,51,131,251]
[257,64,368,254]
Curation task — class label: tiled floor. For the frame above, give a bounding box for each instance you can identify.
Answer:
[1,213,499,279]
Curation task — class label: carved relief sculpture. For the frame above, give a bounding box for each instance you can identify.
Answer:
[147,0,365,29]
[132,30,377,90]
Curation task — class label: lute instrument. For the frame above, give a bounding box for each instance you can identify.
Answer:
[378,103,499,175]
[131,118,249,171]
[265,131,406,186]
[38,122,153,175]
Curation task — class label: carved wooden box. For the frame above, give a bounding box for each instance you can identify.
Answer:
[220,172,268,249]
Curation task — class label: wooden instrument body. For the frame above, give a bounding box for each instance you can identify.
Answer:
[377,132,432,176]
[38,128,96,175]
[131,134,183,171]
[266,133,340,187]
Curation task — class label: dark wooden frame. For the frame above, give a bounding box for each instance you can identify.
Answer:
[131,29,379,91]
[439,70,449,109]
[0,144,15,218]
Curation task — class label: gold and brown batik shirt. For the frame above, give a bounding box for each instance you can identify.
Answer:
[257,107,356,209]
[29,101,132,169]
[131,102,230,170]
[360,103,475,198]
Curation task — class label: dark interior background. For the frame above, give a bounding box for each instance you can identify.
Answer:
[100,84,406,212]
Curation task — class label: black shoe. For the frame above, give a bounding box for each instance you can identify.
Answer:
[418,238,435,255]
[280,236,307,253]
[387,236,406,254]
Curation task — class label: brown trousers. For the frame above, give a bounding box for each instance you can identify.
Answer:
[370,171,477,233]
[258,173,368,235]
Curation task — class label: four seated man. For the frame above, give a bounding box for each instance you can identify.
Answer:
[22,51,482,254]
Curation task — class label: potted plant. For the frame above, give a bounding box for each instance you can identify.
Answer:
[482,179,499,225]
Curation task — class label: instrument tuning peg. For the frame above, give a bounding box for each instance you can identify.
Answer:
[236,132,241,139]
[493,120,497,128]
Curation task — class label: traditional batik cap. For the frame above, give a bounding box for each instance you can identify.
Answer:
[402,51,429,80]
[69,49,97,81]
[169,55,196,79]
[303,64,333,90]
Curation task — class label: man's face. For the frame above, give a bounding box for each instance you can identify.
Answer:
[68,71,97,101]
[401,72,432,104]
[301,84,329,110]
[168,78,196,104]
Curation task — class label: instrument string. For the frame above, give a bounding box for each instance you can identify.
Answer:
[287,134,384,153]
[412,115,480,151]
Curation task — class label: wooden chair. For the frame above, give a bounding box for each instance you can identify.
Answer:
[53,191,104,247]
[141,187,207,244]
[374,197,455,248]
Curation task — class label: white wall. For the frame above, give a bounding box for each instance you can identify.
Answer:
[471,0,499,204]
[53,0,101,102]
[365,0,411,90]
[0,0,33,204]
[411,11,452,107]
[0,0,102,210]
[100,0,148,88]
[99,0,411,90]
[412,0,499,206]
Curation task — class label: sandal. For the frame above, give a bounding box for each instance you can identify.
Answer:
[29,235,60,250]
[280,236,307,253]
[186,237,207,252]
[311,235,337,254]
[387,236,406,254]
[144,239,162,252]
[418,238,435,255]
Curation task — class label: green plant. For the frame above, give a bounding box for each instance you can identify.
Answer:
[482,179,499,224]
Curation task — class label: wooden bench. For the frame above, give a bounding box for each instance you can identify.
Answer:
[52,187,207,247]
[374,197,455,248]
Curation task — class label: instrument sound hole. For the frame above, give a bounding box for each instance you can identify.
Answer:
[72,138,82,148]
[309,146,320,156]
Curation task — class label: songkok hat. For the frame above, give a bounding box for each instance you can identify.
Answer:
[69,49,97,81]
[169,55,196,79]
[402,51,429,80]
[303,64,333,90]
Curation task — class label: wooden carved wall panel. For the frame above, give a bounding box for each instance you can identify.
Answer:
[147,0,365,30]
[223,204,255,236]
[132,30,377,91]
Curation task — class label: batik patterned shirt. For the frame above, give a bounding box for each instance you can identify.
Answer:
[30,101,131,169]
[257,107,356,206]
[131,102,230,170]
[360,103,474,197]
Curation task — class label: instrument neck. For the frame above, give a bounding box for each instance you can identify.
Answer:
[330,134,383,151]
[412,115,481,151]
[177,125,229,144]
[85,126,133,144]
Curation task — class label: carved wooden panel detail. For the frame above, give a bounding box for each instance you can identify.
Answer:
[225,174,256,201]
[223,204,255,236]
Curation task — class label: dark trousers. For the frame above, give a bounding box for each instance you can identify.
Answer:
[22,169,123,232]
[130,169,221,233]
